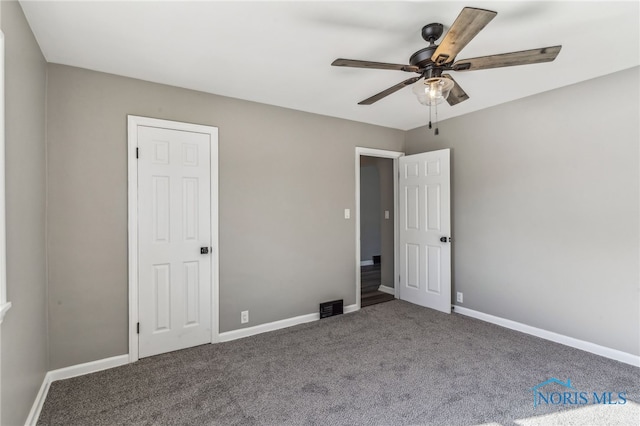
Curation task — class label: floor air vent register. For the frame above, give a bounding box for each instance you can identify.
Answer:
[320,299,343,319]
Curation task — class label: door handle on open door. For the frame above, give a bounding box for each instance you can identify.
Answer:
[200,247,209,254]
[440,237,451,243]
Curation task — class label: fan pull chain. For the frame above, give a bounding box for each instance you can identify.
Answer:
[434,103,440,136]
[428,104,432,129]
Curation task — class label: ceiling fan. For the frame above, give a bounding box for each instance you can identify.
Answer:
[331,7,562,107]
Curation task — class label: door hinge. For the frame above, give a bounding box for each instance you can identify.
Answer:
[137,322,140,334]
[398,275,401,283]
[136,147,139,159]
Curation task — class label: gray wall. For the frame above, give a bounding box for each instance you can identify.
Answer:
[46,64,405,369]
[405,67,640,356]
[360,162,381,262]
[0,1,48,424]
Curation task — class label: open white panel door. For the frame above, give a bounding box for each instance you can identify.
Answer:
[399,149,451,313]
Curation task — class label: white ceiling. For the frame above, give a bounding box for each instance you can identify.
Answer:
[19,1,640,130]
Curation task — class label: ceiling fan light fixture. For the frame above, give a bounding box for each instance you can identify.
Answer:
[412,77,454,106]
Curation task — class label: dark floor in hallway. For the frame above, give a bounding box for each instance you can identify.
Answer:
[361,263,394,307]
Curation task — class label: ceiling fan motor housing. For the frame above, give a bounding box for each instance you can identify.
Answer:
[409,46,445,79]
[409,45,437,68]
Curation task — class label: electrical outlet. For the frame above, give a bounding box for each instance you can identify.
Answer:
[241,310,249,324]
[456,292,463,303]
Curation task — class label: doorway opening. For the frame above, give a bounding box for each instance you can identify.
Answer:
[355,148,403,309]
[360,156,394,307]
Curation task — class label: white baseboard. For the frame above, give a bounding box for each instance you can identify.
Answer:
[219,312,318,342]
[24,373,50,426]
[378,285,395,295]
[344,303,359,314]
[25,354,129,426]
[47,354,129,382]
[219,303,359,342]
[360,260,374,266]
[453,305,640,367]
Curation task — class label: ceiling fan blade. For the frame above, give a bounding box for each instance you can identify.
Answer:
[358,76,422,105]
[431,7,497,65]
[451,46,562,71]
[442,74,469,106]
[332,58,419,73]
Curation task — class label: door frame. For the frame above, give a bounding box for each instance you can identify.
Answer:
[355,147,403,308]
[127,115,219,362]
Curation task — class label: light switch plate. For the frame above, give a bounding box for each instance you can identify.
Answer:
[344,209,350,219]
[384,210,390,219]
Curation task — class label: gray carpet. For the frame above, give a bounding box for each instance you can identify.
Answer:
[38,300,640,425]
